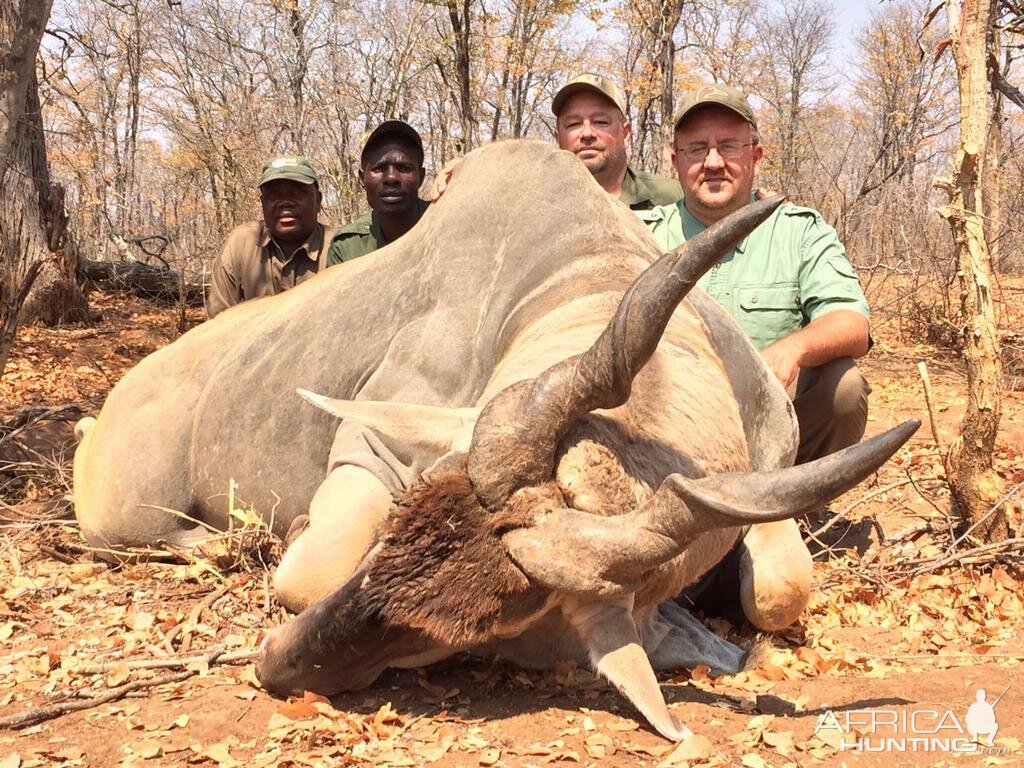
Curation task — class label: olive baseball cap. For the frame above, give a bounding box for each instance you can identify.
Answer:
[551,73,627,117]
[673,84,757,131]
[258,155,318,187]
[360,119,424,162]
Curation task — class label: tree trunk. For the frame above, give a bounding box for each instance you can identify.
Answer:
[940,0,1007,543]
[1,0,87,374]
[656,1,685,175]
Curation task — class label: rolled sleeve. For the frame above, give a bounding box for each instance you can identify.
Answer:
[796,214,870,323]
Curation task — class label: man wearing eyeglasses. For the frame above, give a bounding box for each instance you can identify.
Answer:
[644,84,870,466]
[643,85,871,632]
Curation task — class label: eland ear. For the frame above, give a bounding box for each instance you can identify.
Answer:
[297,389,480,470]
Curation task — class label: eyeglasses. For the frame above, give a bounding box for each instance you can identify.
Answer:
[675,141,753,162]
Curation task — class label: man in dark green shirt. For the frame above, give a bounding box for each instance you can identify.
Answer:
[328,120,429,265]
[552,73,681,210]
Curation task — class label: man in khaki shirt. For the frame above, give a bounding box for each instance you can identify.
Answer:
[207,156,336,319]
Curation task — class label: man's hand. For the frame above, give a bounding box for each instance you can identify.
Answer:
[761,336,803,389]
[760,310,870,388]
[425,156,463,201]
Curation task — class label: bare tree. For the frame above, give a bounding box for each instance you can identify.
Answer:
[1,0,85,375]
[936,0,1008,542]
[853,0,955,199]
[620,0,688,173]
[685,0,761,86]
[754,0,836,193]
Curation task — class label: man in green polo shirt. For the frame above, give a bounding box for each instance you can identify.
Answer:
[644,84,871,465]
[329,120,429,265]
[207,156,336,319]
[552,73,681,210]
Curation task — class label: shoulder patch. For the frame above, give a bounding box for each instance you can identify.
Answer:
[780,203,823,221]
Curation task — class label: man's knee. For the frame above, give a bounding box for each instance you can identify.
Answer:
[821,358,870,419]
[794,357,870,461]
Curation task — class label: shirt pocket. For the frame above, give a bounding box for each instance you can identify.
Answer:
[736,283,803,349]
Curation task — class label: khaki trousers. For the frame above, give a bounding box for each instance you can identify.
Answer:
[789,357,871,464]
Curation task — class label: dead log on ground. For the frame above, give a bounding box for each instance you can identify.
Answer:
[80,259,206,306]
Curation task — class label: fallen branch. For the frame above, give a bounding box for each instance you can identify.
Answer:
[0,646,259,730]
[72,647,259,675]
[79,259,205,306]
[0,669,194,730]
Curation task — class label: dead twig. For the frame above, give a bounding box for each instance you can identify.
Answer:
[916,361,944,453]
[72,647,259,675]
[0,646,255,730]
[806,477,931,542]
[161,582,232,655]
[903,537,1024,579]
[0,669,194,730]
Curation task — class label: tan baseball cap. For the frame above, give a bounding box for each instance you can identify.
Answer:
[258,156,318,187]
[673,84,757,131]
[551,73,627,117]
[360,119,424,162]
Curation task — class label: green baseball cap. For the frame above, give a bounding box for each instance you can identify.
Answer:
[258,155,319,187]
[551,73,627,117]
[673,84,757,131]
[360,119,424,162]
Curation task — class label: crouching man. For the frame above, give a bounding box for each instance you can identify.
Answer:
[642,85,871,629]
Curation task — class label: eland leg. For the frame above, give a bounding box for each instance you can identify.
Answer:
[273,464,393,613]
[274,419,415,612]
[680,520,811,632]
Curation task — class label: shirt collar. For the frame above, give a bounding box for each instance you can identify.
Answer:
[259,222,324,262]
[619,167,649,208]
[369,199,430,248]
[678,199,750,254]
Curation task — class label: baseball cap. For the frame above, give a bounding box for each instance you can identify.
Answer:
[673,84,757,131]
[258,155,318,187]
[551,73,627,117]
[360,119,424,162]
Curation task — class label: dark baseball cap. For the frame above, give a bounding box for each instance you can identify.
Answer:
[673,84,757,131]
[259,155,318,187]
[360,119,424,162]
[551,73,627,117]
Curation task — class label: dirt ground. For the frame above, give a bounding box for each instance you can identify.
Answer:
[1,280,1023,768]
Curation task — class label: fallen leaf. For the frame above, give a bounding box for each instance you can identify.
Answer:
[275,699,320,720]
[659,734,713,766]
[201,742,240,768]
[133,740,162,759]
[106,662,130,688]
